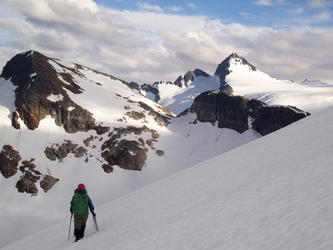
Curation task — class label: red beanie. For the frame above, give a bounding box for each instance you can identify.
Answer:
[78,183,85,189]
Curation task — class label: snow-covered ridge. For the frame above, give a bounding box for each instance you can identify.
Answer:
[142,53,333,114]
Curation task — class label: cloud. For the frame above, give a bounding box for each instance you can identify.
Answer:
[245,27,333,82]
[167,6,182,12]
[187,3,196,9]
[255,0,285,6]
[0,0,332,85]
[307,0,333,9]
[289,7,305,14]
[137,2,163,12]
[313,9,332,22]
[255,0,273,6]
[239,12,256,20]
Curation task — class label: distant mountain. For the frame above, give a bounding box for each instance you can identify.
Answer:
[140,53,333,114]
[136,53,257,114]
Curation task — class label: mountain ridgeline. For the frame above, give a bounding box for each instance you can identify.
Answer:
[0,50,309,195]
[136,52,309,135]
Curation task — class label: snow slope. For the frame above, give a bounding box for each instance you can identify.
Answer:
[155,75,221,114]
[227,58,333,113]
[3,104,333,250]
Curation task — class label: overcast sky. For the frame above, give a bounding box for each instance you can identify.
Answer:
[0,0,332,84]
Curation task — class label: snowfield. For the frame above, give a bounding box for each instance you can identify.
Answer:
[1,52,333,249]
[3,106,333,249]
[226,59,333,114]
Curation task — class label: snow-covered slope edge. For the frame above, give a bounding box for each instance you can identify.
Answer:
[4,106,333,249]
[225,55,333,113]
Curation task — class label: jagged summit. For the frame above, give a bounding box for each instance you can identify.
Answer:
[222,53,256,71]
[173,68,210,87]
[214,53,257,86]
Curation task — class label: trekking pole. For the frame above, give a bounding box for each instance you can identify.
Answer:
[93,215,99,231]
[68,214,73,240]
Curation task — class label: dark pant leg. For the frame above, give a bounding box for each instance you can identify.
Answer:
[80,214,88,238]
[74,214,82,230]
[74,214,88,228]
[74,214,88,240]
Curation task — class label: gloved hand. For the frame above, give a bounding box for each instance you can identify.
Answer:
[93,213,96,217]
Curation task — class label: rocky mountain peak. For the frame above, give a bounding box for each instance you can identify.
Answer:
[174,68,210,87]
[0,50,95,132]
[214,53,257,89]
[228,53,257,71]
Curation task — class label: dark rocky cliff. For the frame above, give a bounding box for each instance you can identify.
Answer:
[190,91,310,135]
[0,50,96,133]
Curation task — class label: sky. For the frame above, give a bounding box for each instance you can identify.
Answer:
[0,0,333,84]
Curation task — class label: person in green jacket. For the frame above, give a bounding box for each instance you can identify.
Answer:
[70,183,96,242]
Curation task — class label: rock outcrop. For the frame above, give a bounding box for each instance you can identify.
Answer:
[0,145,60,195]
[16,172,39,195]
[140,83,161,102]
[0,50,96,133]
[101,126,161,171]
[102,164,114,173]
[45,141,87,161]
[174,69,210,87]
[251,105,310,136]
[139,68,210,104]
[0,145,22,178]
[102,139,148,171]
[40,175,59,193]
[190,91,310,135]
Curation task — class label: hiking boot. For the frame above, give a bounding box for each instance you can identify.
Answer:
[80,225,86,238]
[74,229,82,242]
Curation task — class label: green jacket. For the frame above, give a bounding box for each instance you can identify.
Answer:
[70,188,94,215]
